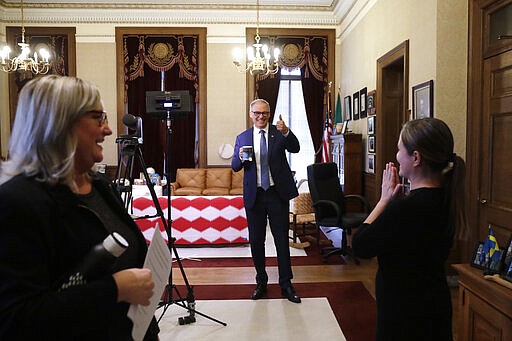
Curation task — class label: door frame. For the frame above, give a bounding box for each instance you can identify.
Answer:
[375,40,409,200]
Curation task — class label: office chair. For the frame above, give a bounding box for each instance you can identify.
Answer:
[289,179,319,249]
[307,162,371,264]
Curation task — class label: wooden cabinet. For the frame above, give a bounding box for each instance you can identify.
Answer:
[330,133,362,195]
[453,264,512,341]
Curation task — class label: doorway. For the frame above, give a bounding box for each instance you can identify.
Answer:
[375,41,409,201]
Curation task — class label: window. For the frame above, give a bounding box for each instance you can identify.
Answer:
[273,68,315,182]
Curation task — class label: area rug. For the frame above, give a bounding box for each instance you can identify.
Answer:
[157,298,345,340]
[174,228,346,267]
[169,281,376,341]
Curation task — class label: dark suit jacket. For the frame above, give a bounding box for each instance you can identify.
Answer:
[232,125,300,209]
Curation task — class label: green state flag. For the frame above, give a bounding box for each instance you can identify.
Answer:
[334,89,343,125]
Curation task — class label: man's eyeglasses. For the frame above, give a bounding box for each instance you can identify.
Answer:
[251,111,270,117]
[89,110,108,126]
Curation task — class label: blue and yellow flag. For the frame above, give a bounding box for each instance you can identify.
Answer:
[481,225,501,270]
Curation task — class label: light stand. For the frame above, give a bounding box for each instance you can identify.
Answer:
[114,123,225,327]
[131,90,226,327]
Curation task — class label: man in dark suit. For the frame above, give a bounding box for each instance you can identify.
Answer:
[232,98,301,304]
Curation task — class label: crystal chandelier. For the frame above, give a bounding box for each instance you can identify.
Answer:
[1,0,51,74]
[233,0,280,76]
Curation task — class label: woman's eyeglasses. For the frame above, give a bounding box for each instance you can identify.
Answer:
[89,110,108,126]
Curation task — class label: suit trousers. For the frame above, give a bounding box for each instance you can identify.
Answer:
[245,186,293,288]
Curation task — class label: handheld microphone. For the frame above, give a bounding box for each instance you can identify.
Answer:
[60,232,129,290]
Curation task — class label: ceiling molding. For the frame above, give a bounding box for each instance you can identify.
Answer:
[0,0,335,11]
[0,0,375,28]
[0,7,338,26]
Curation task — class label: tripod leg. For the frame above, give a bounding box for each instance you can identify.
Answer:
[122,121,225,327]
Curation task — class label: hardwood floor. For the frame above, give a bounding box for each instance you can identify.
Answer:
[172,258,378,297]
[172,251,459,340]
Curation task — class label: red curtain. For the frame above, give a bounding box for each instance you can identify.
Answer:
[255,36,329,163]
[123,35,198,181]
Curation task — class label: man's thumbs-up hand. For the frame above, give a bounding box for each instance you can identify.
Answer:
[276,114,289,135]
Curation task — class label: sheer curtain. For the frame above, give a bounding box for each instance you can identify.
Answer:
[273,70,315,182]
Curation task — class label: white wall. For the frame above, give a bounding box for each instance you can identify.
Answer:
[338,0,467,172]
[0,0,468,170]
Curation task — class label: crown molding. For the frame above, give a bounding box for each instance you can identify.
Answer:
[0,7,338,26]
[0,0,376,31]
[0,1,334,12]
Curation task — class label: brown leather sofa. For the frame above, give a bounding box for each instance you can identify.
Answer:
[171,168,244,196]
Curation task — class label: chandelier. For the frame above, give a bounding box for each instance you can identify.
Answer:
[233,0,280,76]
[1,0,51,74]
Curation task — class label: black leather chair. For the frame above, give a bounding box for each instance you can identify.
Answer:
[307,162,371,263]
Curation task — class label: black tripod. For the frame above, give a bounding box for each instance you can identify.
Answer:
[114,125,226,327]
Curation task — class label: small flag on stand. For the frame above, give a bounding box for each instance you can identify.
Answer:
[333,88,343,126]
[480,225,503,273]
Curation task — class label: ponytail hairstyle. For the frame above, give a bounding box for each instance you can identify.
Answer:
[400,118,468,242]
[0,75,102,190]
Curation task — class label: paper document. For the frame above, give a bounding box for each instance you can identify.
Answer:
[128,223,172,341]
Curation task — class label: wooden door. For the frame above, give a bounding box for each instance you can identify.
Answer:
[375,41,409,200]
[479,49,512,244]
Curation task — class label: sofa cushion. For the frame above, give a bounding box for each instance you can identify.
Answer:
[206,168,231,189]
[174,187,204,196]
[173,168,205,196]
[230,169,244,195]
[176,168,206,189]
[202,168,231,195]
[202,187,230,196]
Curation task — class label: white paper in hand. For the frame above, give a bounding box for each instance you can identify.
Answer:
[127,223,172,341]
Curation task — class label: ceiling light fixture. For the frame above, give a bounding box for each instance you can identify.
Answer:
[1,0,51,74]
[233,0,280,76]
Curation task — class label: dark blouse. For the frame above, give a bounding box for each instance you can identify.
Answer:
[352,188,453,341]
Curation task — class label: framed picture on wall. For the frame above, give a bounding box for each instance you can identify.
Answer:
[412,80,434,119]
[367,116,375,135]
[344,96,352,121]
[360,87,367,118]
[368,154,375,174]
[367,90,376,116]
[368,135,375,153]
[353,91,360,120]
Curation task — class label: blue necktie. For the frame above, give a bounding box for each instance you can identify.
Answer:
[260,130,270,190]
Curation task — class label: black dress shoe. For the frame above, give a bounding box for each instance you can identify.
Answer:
[251,284,267,300]
[281,286,301,303]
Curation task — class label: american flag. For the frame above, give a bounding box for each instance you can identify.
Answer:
[321,117,332,163]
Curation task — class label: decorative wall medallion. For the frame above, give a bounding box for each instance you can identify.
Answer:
[280,43,304,68]
[148,42,173,66]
